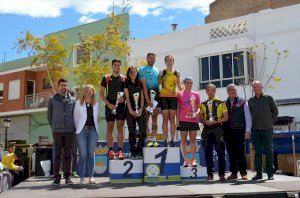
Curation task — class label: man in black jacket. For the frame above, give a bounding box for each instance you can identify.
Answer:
[248,81,278,181]
[224,84,252,180]
[47,78,75,185]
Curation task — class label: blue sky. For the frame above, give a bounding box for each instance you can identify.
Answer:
[0,0,214,62]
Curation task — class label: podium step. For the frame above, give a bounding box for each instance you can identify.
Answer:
[180,166,207,182]
[143,147,181,183]
[109,159,143,183]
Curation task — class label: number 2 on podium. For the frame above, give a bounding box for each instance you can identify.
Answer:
[122,161,133,178]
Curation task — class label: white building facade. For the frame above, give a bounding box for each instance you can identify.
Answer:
[129,4,300,131]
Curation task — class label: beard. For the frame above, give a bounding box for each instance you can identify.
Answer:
[60,88,67,95]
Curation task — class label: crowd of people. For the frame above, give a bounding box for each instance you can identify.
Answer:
[46,52,278,186]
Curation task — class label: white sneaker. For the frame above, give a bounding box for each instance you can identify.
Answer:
[89,177,96,184]
[79,178,86,185]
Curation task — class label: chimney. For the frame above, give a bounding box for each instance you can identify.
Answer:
[171,23,178,31]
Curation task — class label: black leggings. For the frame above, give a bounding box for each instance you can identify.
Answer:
[126,112,147,153]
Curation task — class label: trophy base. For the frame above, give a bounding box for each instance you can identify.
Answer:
[208,118,215,122]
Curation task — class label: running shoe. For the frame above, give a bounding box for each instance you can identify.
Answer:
[162,140,168,147]
[169,141,176,147]
[89,177,96,184]
[108,150,116,160]
[72,171,79,178]
[191,159,198,167]
[146,140,154,147]
[116,150,124,160]
[183,160,189,167]
[153,140,160,147]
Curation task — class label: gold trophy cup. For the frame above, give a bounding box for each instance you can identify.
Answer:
[112,91,124,115]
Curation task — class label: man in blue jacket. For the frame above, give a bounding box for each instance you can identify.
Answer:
[47,78,75,185]
[224,84,252,181]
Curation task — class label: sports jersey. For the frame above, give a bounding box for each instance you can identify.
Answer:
[160,69,178,97]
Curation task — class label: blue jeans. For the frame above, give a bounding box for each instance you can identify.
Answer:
[76,127,98,178]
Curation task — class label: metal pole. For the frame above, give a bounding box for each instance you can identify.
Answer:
[5,127,8,151]
[292,135,296,176]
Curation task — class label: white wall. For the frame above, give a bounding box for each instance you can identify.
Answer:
[129,4,300,124]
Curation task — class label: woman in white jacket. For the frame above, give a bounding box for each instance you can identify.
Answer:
[73,85,99,185]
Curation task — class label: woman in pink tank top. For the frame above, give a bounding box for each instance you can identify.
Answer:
[177,76,201,167]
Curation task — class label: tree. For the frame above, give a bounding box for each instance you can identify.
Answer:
[15,31,68,92]
[72,13,130,88]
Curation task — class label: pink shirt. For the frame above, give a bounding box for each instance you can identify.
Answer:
[178,90,201,123]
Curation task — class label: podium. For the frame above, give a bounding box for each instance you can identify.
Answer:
[109,159,143,183]
[180,166,207,182]
[143,147,181,183]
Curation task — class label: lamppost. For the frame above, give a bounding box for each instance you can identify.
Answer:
[4,118,11,150]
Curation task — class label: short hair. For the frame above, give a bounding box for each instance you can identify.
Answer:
[164,55,174,63]
[112,59,121,65]
[206,83,216,91]
[227,84,237,91]
[8,143,15,148]
[251,80,262,86]
[14,151,23,159]
[147,53,156,58]
[58,78,68,86]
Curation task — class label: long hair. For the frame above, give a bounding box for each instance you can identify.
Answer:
[79,84,96,105]
[126,66,141,88]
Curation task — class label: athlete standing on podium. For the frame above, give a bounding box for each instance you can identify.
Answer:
[139,53,160,147]
[124,66,147,158]
[159,55,183,147]
[100,59,126,160]
[177,77,201,167]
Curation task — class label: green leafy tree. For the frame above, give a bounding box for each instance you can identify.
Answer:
[72,13,130,88]
[15,31,68,92]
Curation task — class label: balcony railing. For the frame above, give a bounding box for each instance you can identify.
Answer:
[25,92,51,110]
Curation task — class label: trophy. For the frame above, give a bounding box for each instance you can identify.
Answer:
[149,90,156,114]
[112,91,124,115]
[190,96,197,118]
[207,101,215,122]
[185,96,197,118]
[133,92,140,115]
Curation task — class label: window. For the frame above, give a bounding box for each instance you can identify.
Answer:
[0,83,3,105]
[8,79,20,100]
[247,52,255,82]
[199,51,254,89]
[73,44,90,66]
[43,79,52,90]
